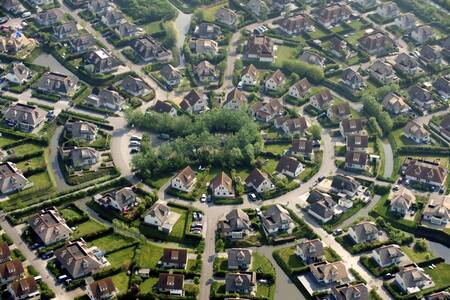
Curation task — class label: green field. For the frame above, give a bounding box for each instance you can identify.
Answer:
[264,143,290,155]
[16,156,45,170]
[72,220,107,239]
[110,272,130,294]
[9,143,42,156]
[275,45,299,66]
[106,246,136,269]
[252,252,275,275]
[401,245,435,263]
[425,263,450,289]
[274,246,305,270]
[136,242,164,268]
[0,136,19,147]
[60,206,83,222]
[139,277,159,294]
[202,1,227,22]
[89,234,135,253]
[256,282,275,299]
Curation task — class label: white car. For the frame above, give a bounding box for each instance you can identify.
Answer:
[200,194,207,202]
[21,12,31,18]
[129,140,141,147]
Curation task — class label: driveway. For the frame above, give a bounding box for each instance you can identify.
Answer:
[48,126,70,192]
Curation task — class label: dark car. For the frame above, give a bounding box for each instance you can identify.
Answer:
[383,273,395,280]
[318,176,325,182]
[40,251,54,260]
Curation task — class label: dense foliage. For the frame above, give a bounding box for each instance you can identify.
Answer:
[127,109,264,177]
[114,0,177,24]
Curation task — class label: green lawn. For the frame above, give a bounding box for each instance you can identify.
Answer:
[264,143,290,155]
[345,30,368,46]
[425,263,450,289]
[7,171,54,205]
[274,246,305,270]
[106,246,136,269]
[202,1,227,22]
[169,207,188,239]
[59,207,83,222]
[324,247,341,262]
[0,136,19,147]
[251,252,275,275]
[136,242,164,269]
[16,156,45,170]
[72,220,107,239]
[275,45,299,66]
[401,245,435,263]
[147,173,173,189]
[259,157,279,175]
[139,276,159,294]
[143,21,163,34]
[348,20,366,31]
[256,282,275,300]
[110,272,130,294]
[89,234,135,253]
[309,28,328,39]
[9,143,42,156]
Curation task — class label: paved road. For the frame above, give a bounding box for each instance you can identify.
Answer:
[382,140,394,178]
[48,126,70,192]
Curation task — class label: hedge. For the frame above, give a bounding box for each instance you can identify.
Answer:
[166,187,196,201]
[360,255,399,277]
[213,197,243,205]
[373,184,391,195]
[31,91,60,102]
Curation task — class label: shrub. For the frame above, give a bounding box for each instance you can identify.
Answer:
[414,239,428,252]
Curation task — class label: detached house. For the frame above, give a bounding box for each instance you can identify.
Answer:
[218,209,252,240]
[0,162,30,194]
[348,221,380,244]
[280,117,309,136]
[395,13,416,31]
[68,34,97,54]
[28,207,72,245]
[327,102,351,122]
[339,118,364,137]
[115,22,139,39]
[346,134,368,152]
[245,168,274,193]
[0,260,24,285]
[194,23,222,40]
[422,195,450,226]
[410,25,433,44]
[5,62,31,85]
[341,69,364,90]
[372,244,404,268]
[246,0,268,18]
[383,92,410,115]
[194,60,217,83]
[171,166,196,193]
[36,8,64,26]
[244,36,275,62]
[279,14,313,35]
[87,278,117,300]
[395,53,419,75]
[331,283,369,300]
[65,121,98,141]
[160,248,188,269]
[190,38,219,55]
[144,202,180,233]
[291,138,314,160]
[331,174,359,197]
[210,172,235,198]
[356,0,377,9]
[420,45,441,66]
[370,60,396,84]
[70,147,99,168]
[408,85,433,108]
[315,4,351,28]
[328,37,348,59]
[376,1,399,19]
[3,103,45,132]
[94,187,139,213]
[403,121,429,144]
[152,100,177,115]
[0,242,10,264]
[157,273,184,296]
[433,77,450,100]
[251,99,284,122]
[345,151,368,171]
[225,272,257,296]
[36,72,77,97]
[390,187,416,216]
[276,156,303,178]
[87,89,125,111]
[307,191,337,224]
[265,69,286,91]
[402,158,447,188]
[160,64,182,87]
[296,239,324,264]
[100,9,125,28]
[87,0,109,16]
[8,277,39,300]
[261,204,293,236]
[310,261,350,285]
[300,51,324,67]
[227,248,252,270]
[132,35,172,62]
[241,64,258,86]
[215,7,238,27]
[394,265,433,294]
[311,89,333,111]
[54,240,103,279]
[84,49,120,74]
[223,88,246,110]
[119,75,149,97]
[180,89,209,113]
[53,22,79,40]
[288,78,311,99]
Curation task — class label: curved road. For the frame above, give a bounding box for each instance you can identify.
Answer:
[48,126,70,191]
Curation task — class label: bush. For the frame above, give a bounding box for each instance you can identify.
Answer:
[414,239,428,252]
[2,233,13,246]
[373,184,391,195]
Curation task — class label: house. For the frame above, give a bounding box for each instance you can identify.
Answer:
[86,278,117,300]
[0,242,10,263]
[372,244,404,268]
[210,172,235,198]
[160,248,188,269]
[0,162,30,194]
[426,291,450,300]
[54,240,103,279]
[433,77,450,100]
[115,22,139,39]
[341,69,364,90]
[280,117,309,136]
[244,36,275,62]
[0,31,35,54]
[70,147,99,168]
[157,273,184,296]
[0,260,24,284]
[1,0,25,14]
[194,60,217,83]
[215,7,238,27]
[241,64,258,86]
[3,103,45,132]
[144,202,180,233]
[245,168,274,193]
[36,72,77,97]
[223,88,247,110]
[403,121,429,144]
[250,99,284,122]
[328,37,348,59]
[261,204,293,236]
[84,49,120,74]
[308,193,337,224]
[132,35,172,62]
[345,151,367,171]
[194,23,222,40]
[402,158,448,188]
[225,272,257,296]
[370,60,395,84]
[327,103,351,122]
[419,45,441,66]
[331,175,359,197]
[315,4,351,28]
[346,135,368,152]
[152,100,177,116]
[300,51,324,67]
[180,89,209,114]
[276,156,303,178]
[311,89,333,111]
[5,62,31,85]
[265,69,286,91]
[100,9,125,28]
[28,207,72,246]
[310,261,350,284]
[171,166,196,193]
[348,221,379,244]
[394,265,433,294]
[119,75,149,97]
[291,138,314,160]
[68,34,97,54]
[436,114,450,142]
[331,283,369,300]
[339,118,364,137]
[408,85,433,108]
[218,209,252,239]
[94,187,139,213]
[390,187,416,216]
[296,239,324,263]
[356,0,377,9]
[190,38,219,55]
[288,78,311,99]
[36,8,64,26]
[65,121,98,141]
[410,25,433,44]
[422,195,450,226]
[87,89,125,111]
[395,13,416,31]
[279,14,313,35]
[246,0,269,17]
[7,277,39,300]
[87,0,109,16]
[160,64,182,87]
[376,1,399,19]
[382,92,410,115]
[53,22,79,40]
[227,248,252,270]
[395,53,419,75]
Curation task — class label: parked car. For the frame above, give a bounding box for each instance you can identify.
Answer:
[130,135,142,141]
[333,228,343,236]
[129,140,141,147]
[130,147,140,154]
[206,195,212,203]
[318,176,325,182]
[383,273,395,280]
[200,194,206,203]
[40,251,54,259]
[248,193,257,201]
[21,12,32,18]
[57,275,68,284]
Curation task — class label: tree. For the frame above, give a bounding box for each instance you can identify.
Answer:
[414,239,428,252]
[163,22,177,49]
[309,124,322,140]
